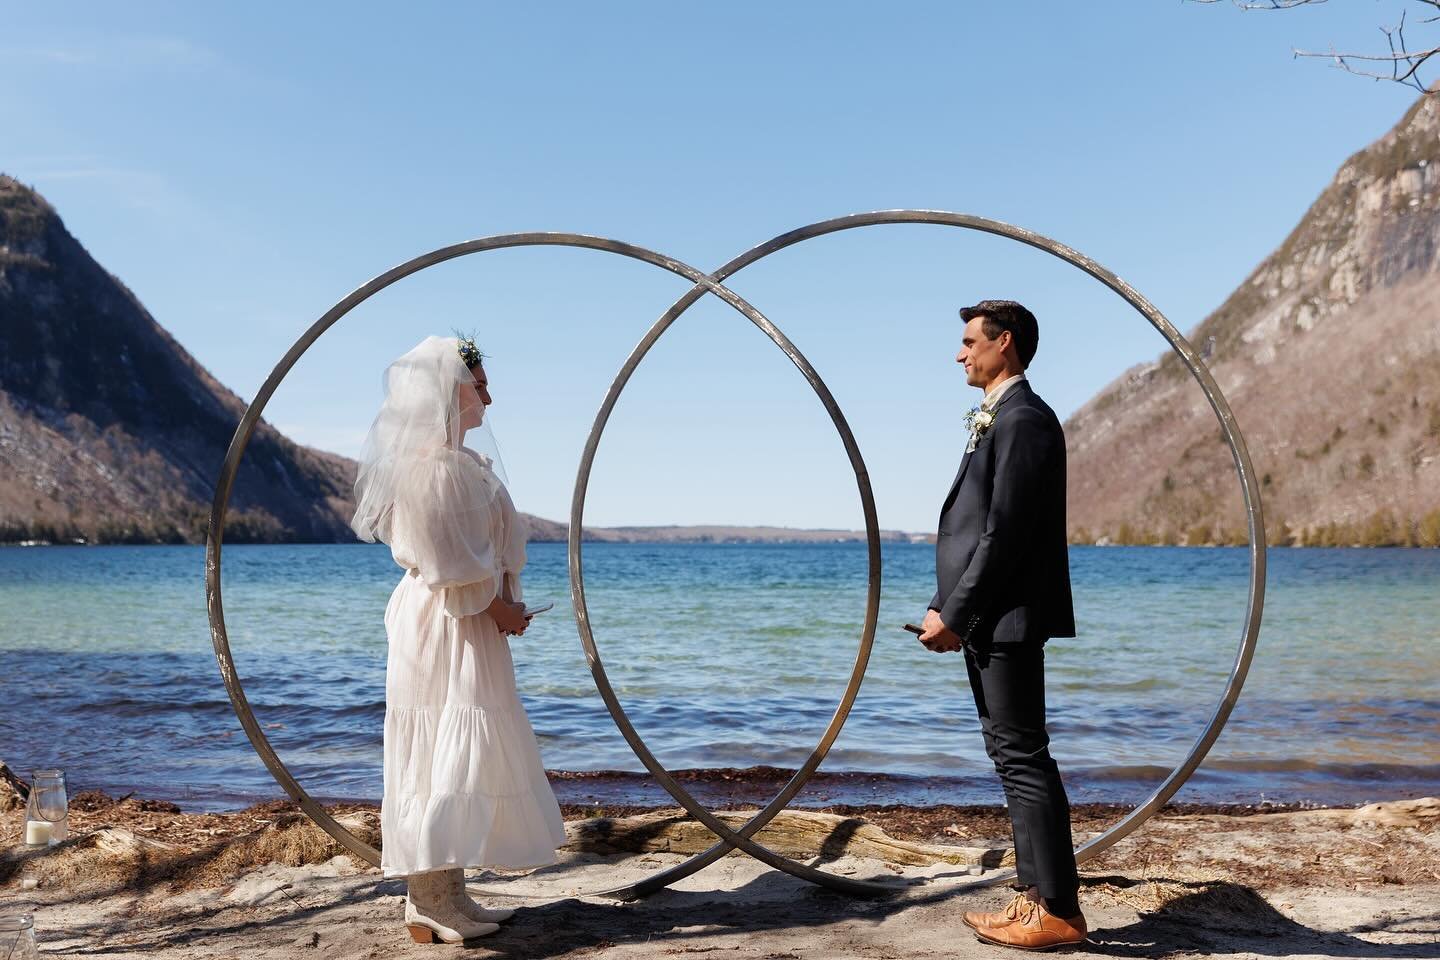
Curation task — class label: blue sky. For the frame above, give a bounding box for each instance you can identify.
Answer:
[2,2,1425,531]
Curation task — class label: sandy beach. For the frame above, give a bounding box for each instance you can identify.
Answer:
[3,783,1436,959]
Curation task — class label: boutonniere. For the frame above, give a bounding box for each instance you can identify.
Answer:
[964,406,996,452]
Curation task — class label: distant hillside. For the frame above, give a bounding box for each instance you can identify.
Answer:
[1065,92,1440,547]
[523,522,920,544]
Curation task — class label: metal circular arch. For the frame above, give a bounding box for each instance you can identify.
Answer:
[204,231,888,896]
[570,210,1267,898]
[207,213,1267,903]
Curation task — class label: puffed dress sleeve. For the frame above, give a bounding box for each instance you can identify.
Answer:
[389,449,503,619]
[496,482,528,605]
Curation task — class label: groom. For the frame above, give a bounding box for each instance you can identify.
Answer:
[917,300,1086,949]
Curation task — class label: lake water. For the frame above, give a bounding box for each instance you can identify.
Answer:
[1,543,1436,811]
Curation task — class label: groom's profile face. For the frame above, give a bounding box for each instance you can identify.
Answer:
[957,316,1009,390]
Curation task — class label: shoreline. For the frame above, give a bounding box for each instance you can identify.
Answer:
[41,762,1440,815]
[0,783,1419,854]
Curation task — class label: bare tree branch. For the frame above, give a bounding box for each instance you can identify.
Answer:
[1191,0,1328,9]
[1191,0,1440,94]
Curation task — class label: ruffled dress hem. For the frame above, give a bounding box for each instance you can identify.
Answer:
[380,788,567,877]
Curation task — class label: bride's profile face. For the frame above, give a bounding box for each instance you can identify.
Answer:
[457,364,491,433]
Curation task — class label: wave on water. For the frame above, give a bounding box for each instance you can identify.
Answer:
[4,542,1439,811]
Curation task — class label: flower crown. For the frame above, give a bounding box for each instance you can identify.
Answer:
[455,332,484,369]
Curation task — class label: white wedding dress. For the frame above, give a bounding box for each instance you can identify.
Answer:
[379,445,565,878]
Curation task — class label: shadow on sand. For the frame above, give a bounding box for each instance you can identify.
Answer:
[26,871,1440,958]
[1082,875,1439,959]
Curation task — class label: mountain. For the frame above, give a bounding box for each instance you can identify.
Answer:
[1064,92,1440,547]
[0,176,935,547]
[0,174,356,543]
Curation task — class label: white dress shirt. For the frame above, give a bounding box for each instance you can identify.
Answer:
[981,372,1027,410]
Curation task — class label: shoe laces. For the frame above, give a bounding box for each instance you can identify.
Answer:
[1002,893,1029,920]
[1016,899,1042,926]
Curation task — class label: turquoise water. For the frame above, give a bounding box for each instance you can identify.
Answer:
[0,543,1436,810]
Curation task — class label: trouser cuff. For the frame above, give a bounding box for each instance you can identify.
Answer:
[1035,884,1080,917]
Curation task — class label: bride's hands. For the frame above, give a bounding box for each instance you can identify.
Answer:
[487,596,529,636]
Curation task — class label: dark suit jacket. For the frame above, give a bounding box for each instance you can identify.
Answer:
[929,379,1076,644]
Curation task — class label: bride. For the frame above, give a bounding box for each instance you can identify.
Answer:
[351,335,566,944]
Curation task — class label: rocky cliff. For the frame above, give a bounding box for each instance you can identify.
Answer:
[1065,92,1440,547]
[0,175,356,543]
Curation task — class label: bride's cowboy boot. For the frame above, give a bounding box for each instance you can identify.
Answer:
[404,870,499,943]
[443,868,515,924]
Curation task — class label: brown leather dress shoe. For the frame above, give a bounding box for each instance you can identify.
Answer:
[972,900,1087,951]
[962,892,1030,931]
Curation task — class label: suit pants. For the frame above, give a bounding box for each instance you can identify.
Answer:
[964,640,1078,901]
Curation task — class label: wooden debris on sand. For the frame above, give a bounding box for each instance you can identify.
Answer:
[565,808,1011,868]
[1,790,381,894]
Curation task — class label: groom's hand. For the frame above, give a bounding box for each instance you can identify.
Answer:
[918,609,963,653]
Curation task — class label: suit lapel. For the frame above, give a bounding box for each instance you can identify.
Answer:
[942,380,1031,511]
[942,450,971,512]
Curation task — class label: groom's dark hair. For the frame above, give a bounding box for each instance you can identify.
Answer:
[960,300,1039,368]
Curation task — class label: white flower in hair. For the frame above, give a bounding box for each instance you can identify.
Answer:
[455,333,483,368]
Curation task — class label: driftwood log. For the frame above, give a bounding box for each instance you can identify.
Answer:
[1165,796,1440,830]
[564,809,1012,869]
[88,827,181,859]
[0,760,28,811]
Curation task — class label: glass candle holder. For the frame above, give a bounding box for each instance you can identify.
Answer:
[0,912,38,960]
[24,770,68,846]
